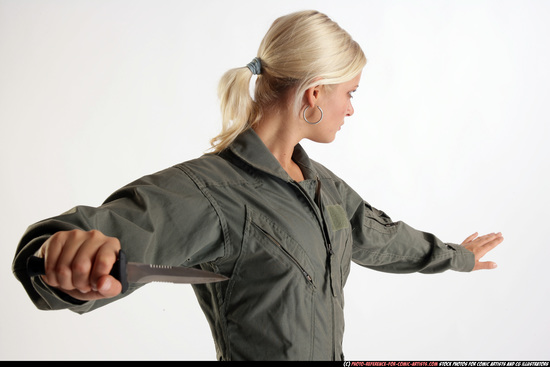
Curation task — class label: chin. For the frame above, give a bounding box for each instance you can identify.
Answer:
[309,135,337,144]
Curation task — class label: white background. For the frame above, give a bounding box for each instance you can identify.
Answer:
[1,0,549,361]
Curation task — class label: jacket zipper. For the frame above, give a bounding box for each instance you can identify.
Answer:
[291,178,337,359]
[251,221,315,287]
[291,180,334,256]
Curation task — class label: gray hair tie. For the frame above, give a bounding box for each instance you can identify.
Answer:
[247,57,262,75]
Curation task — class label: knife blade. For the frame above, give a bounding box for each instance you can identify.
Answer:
[27,249,228,293]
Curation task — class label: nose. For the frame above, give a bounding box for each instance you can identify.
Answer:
[346,101,354,117]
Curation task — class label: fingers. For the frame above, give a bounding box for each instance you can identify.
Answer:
[462,232,504,271]
[56,276,122,301]
[40,229,121,300]
[90,240,120,291]
[461,232,479,245]
[42,230,77,289]
[473,232,503,256]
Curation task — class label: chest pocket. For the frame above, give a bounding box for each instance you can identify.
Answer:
[222,206,316,360]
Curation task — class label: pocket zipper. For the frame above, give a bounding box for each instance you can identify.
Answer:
[251,221,315,287]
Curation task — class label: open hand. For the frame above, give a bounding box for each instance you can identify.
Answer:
[461,232,503,271]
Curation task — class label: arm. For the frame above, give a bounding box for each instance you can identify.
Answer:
[12,166,224,312]
[349,200,501,274]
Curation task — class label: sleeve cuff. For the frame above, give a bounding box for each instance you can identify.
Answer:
[447,243,476,272]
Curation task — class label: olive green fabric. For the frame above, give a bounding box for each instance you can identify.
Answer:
[12,129,474,360]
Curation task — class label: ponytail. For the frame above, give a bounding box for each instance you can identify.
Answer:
[210,67,257,152]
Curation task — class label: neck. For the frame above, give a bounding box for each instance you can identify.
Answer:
[253,107,306,182]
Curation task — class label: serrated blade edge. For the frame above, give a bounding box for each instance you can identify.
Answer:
[126,262,228,284]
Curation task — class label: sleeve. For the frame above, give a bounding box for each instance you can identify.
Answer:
[348,196,475,274]
[11,166,225,313]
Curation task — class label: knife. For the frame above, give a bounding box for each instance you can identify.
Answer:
[27,249,228,293]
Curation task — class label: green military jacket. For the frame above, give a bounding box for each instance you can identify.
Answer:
[13,129,474,360]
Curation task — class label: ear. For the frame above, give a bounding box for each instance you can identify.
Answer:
[303,83,323,109]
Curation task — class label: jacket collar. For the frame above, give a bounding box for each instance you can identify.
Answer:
[227,128,317,182]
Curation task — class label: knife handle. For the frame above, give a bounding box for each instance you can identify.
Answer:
[26,250,129,294]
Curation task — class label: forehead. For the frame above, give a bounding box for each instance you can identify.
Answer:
[346,73,362,87]
[334,73,361,91]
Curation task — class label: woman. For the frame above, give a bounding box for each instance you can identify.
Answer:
[12,10,502,360]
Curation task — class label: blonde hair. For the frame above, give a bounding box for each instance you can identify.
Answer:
[210,10,367,152]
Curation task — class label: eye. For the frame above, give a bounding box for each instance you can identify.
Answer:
[348,90,357,99]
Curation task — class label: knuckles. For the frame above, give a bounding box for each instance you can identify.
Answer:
[70,259,92,276]
[43,228,120,278]
[41,229,121,297]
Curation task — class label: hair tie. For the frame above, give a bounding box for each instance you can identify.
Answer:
[246,57,262,75]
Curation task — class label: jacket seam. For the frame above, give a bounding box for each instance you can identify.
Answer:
[175,163,233,359]
[174,165,231,262]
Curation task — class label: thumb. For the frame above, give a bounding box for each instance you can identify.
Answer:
[96,274,122,297]
[473,261,498,271]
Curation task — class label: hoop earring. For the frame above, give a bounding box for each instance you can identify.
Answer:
[303,106,323,125]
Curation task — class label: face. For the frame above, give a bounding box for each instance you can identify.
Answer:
[307,72,361,143]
